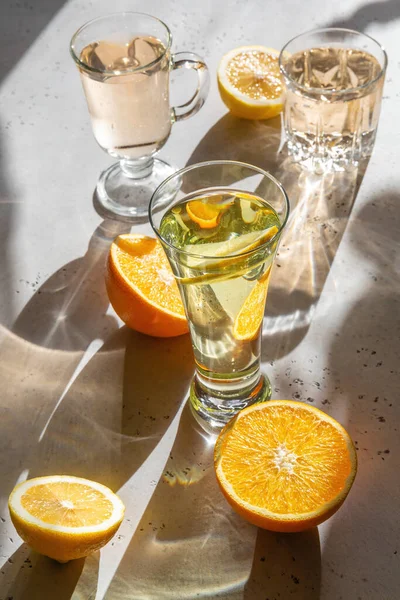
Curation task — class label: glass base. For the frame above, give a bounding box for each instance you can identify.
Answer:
[189,371,272,431]
[96,157,177,220]
[286,133,375,174]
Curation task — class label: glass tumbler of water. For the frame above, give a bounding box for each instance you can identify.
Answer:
[70,12,209,219]
[279,28,387,173]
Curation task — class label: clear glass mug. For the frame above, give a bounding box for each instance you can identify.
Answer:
[70,12,209,219]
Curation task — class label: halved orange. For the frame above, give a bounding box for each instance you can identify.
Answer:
[105,234,188,338]
[217,46,284,120]
[8,475,125,562]
[233,266,271,340]
[214,400,357,532]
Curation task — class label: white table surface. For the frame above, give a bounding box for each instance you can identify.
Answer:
[0,0,399,598]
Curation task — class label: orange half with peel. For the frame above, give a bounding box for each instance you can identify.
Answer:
[214,400,357,532]
[105,234,188,338]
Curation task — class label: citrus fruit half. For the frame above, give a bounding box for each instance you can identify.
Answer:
[217,46,284,120]
[214,400,357,532]
[105,234,188,338]
[8,475,125,562]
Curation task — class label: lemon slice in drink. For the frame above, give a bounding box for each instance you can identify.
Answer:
[217,46,284,120]
[181,226,279,285]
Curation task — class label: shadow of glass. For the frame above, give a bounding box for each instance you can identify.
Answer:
[1,327,193,597]
[12,219,127,351]
[321,194,400,598]
[104,403,256,599]
[244,528,321,599]
[0,220,127,505]
[185,113,283,174]
[0,544,98,600]
[104,404,321,600]
[326,0,400,30]
[119,331,194,483]
[9,326,193,492]
[262,157,370,362]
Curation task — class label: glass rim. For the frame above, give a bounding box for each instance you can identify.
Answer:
[69,11,172,76]
[279,27,388,96]
[149,160,290,261]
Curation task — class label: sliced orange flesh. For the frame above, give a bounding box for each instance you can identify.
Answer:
[21,482,114,527]
[186,200,225,229]
[112,235,185,316]
[215,401,357,532]
[233,266,271,340]
[106,234,188,338]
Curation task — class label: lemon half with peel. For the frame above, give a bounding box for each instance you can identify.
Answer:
[217,45,284,120]
[8,475,125,562]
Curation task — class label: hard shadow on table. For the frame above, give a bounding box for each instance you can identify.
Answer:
[0,241,194,598]
[0,325,193,599]
[262,156,370,363]
[0,544,98,600]
[20,325,193,491]
[11,219,125,351]
[326,0,400,30]
[0,219,126,507]
[0,0,67,84]
[320,193,400,599]
[185,113,283,174]
[104,404,321,600]
[0,124,17,329]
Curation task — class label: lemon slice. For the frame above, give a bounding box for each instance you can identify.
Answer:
[180,227,278,285]
[217,45,284,120]
[8,475,125,562]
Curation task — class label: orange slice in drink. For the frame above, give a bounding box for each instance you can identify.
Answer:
[105,234,188,338]
[217,46,284,120]
[233,266,271,340]
[214,400,357,532]
[186,199,229,229]
[8,475,125,562]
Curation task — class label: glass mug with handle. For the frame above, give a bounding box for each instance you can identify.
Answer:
[70,12,209,219]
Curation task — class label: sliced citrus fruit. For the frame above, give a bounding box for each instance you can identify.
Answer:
[214,400,357,532]
[8,475,125,562]
[233,266,271,340]
[105,234,188,338]
[217,46,284,120]
[186,199,227,229]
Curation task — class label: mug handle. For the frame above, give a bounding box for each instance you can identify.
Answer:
[171,52,210,122]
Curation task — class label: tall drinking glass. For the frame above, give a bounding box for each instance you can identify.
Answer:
[279,28,387,173]
[149,161,289,428]
[70,12,209,219]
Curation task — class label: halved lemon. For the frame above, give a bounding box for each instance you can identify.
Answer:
[217,46,284,120]
[8,475,125,562]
